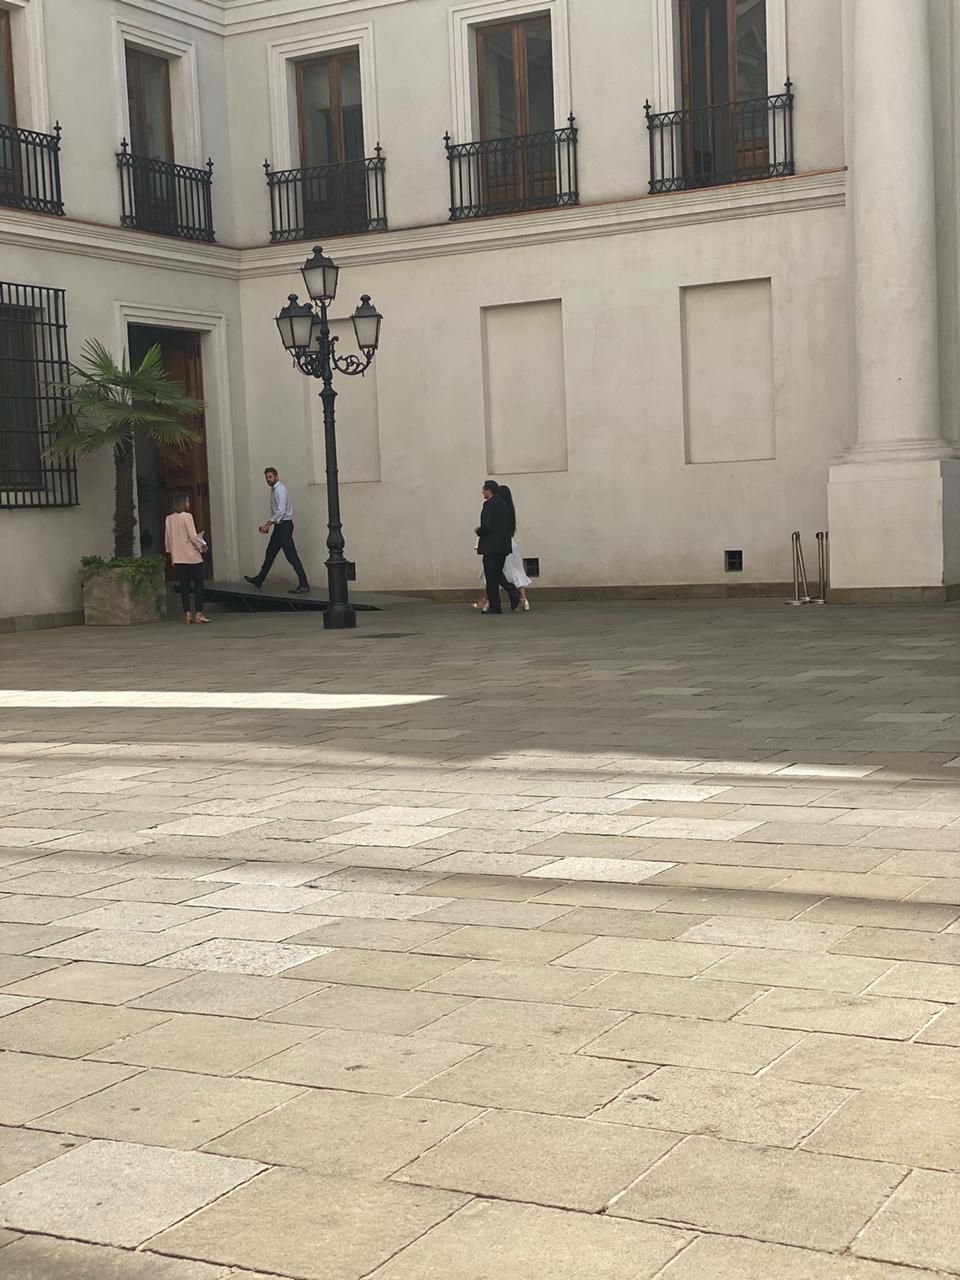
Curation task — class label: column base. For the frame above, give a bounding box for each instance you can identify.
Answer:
[827,457,960,593]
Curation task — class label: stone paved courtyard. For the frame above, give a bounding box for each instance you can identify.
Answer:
[0,599,958,1279]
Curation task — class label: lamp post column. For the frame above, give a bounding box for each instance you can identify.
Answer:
[317,302,356,631]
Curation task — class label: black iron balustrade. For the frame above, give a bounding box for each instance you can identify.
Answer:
[0,281,77,509]
[444,115,579,220]
[0,121,64,216]
[645,83,794,193]
[117,140,215,242]
[264,149,387,243]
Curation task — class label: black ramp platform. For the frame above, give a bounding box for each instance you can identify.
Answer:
[201,581,428,613]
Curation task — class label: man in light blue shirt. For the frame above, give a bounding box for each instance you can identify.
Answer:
[244,467,310,593]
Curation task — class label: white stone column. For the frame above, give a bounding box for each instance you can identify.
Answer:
[828,0,960,598]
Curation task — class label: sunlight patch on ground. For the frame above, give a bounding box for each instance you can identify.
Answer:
[0,690,443,711]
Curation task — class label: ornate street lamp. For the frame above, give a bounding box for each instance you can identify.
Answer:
[275,247,383,630]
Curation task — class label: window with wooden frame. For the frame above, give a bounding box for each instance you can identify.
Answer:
[125,46,174,162]
[0,9,15,129]
[0,9,20,200]
[475,15,555,209]
[295,50,366,234]
[124,46,178,232]
[679,0,768,178]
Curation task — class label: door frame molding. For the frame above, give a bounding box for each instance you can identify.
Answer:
[115,301,239,579]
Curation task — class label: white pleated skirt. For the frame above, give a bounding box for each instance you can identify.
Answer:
[478,539,531,588]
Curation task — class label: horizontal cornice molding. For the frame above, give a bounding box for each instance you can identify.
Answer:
[0,213,241,276]
[241,170,846,275]
[223,0,407,36]
[0,171,845,279]
[108,0,412,37]
[117,0,227,36]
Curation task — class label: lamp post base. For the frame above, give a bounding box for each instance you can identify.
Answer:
[323,604,357,630]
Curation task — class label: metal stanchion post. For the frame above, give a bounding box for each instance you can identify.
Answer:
[815,531,830,605]
[787,532,814,606]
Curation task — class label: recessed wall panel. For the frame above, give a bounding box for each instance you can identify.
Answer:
[681,279,775,464]
[482,299,568,475]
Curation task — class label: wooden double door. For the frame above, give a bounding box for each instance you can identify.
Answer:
[0,9,23,204]
[296,51,368,235]
[679,0,769,182]
[129,325,210,579]
[476,15,556,211]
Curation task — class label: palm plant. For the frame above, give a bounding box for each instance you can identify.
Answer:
[46,339,205,559]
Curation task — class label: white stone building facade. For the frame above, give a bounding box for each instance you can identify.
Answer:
[0,0,958,627]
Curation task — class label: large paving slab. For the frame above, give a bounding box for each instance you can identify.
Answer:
[2,599,960,1276]
[0,1140,262,1247]
[366,1199,692,1279]
[149,1169,468,1280]
[610,1135,905,1250]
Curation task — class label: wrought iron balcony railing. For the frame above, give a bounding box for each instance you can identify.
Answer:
[444,116,579,220]
[0,281,78,509]
[0,121,64,216]
[117,140,215,242]
[645,83,794,193]
[264,149,387,243]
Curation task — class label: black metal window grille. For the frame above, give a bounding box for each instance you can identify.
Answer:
[444,116,579,220]
[264,149,387,243]
[117,140,215,242]
[0,121,64,216]
[0,282,77,508]
[645,84,794,193]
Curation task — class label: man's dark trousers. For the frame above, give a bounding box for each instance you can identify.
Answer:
[483,551,518,614]
[253,520,308,588]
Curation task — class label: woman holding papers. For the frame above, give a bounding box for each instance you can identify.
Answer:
[164,494,209,624]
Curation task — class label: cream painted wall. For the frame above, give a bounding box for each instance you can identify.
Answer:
[238,193,846,593]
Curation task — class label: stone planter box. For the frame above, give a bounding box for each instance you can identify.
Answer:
[81,564,166,626]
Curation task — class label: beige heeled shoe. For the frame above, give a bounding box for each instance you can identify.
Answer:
[193,613,211,624]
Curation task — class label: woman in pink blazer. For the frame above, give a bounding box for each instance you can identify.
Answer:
[164,494,209,624]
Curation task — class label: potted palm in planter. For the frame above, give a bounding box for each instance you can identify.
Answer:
[47,340,205,626]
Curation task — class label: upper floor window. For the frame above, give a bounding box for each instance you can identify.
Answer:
[125,45,174,162]
[476,15,554,142]
[644,0,782,190]
[444,13,575,219]
[264,45,386,243]
[0,10,15,128]
[0,12,63,216]
[118,43,213,242]
[0,9,18,200]
[296,51,364,169]
[680,0,767,111]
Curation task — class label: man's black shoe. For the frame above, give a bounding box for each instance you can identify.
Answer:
[244,576,262,589]
[289,585,311,594]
